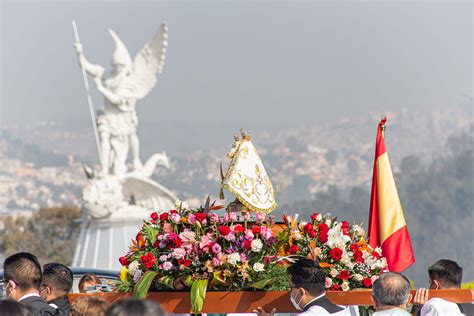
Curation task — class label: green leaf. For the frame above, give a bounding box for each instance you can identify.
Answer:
[157,275,175,289]
[133,271,158,299]
[190,279,208,313]
[249,278,274,290]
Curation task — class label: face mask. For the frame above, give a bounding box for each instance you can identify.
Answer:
[290,288,303,311]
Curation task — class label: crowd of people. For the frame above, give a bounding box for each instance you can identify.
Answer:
[1,252,472,315]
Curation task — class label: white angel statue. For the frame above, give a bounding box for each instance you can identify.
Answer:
[74,24,168,175]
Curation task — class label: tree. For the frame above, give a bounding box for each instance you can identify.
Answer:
[0,205,82,265]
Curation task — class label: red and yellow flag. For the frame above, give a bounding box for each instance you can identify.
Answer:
[368,117,415,272]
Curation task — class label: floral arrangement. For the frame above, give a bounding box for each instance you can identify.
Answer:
[116,200,387,312]
[278,212,388,291]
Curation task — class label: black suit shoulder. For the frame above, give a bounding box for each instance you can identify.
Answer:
[20,296,58,316]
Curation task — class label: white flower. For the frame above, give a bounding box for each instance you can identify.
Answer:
[330,268,338,277]
[316,213,323,221]
[293,232,302,240]
[325,219,332,226]
[253,263,265,272]
[353,274,364,281]
[353,224,365,236]
[371,275,380,283]
[251,239,263,252]
[128,261,140,275]
[341,255,351,265]
[341,281,350,291]
[325,277,333,288]
[133,270,142,282]
[374,246,383,256]
[161,261,173,271]
[227,252,241,265]
[327,225,351,249]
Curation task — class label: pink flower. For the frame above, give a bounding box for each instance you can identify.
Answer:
[161,261,173,271]
[171,213,181,223]
[245,230,254,240]
[211,243,222,254]
[240,253,248,262]
[223,213,230,222]
[325,277,333,288]
[212,257,222,266]
[200,234,213,249]
[209,213,220,223]
[159,255,168,262]
[260,226,273,240]
[256,212,266,221]
[188,213,196,225]
[163,223,173,234]
[172,248,186,259]
[243,213,250,221]
[228,212,238,221]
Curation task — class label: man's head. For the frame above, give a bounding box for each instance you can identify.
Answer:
[287,259,326,310]
[428,259,462,289]
[40,263,73,302]
[106,299,166,316]
[70,297,109,316]
[371,272,411,311]
[3,252,42,301]
[78,273,101,293]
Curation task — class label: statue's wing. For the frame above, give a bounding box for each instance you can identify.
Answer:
[121,175,176,211]
[128,23,168,99]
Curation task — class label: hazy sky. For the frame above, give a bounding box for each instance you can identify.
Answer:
[0,0,472,127]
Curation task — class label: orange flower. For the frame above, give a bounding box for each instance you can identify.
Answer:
[319,262,332,268]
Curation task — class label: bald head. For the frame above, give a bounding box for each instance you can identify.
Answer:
[372,272,410,309]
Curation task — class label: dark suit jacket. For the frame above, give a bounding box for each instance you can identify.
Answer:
[20,295,58,316]
[48,296,71,315]
[303,295,345,314]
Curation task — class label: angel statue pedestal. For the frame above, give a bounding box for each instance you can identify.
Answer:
[220,130,277,215]
[72,23,177,270]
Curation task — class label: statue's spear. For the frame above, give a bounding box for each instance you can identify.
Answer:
[72,20,104,170]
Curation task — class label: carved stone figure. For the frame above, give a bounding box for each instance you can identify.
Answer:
[74,24,168,175]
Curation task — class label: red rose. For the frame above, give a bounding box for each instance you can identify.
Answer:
[233,224,245,233]
[372,252,381,259]
[318,233,328,243]
[173,237,183,247]
[338,270,350,280]
[140,252,156,269]
[150,212,159,224]
[252,226,261,234]
[218,225,231,236]
[350,244,359,252]
[318,223,329,234]
[195,212,207,222]
[310,212,320,221]
[308,230,317,238]
[330,284,341,291]
[304,223,314,233]
[170,209,178,214]
[159,213,169,221]
[289,244,300,255]
[341,221,349,229]
[362,278,372,288]
[355,256,365,264]
[119,256,130,266]
[330,247,343,261]
[244,240,252,250]
[178,259,191,267]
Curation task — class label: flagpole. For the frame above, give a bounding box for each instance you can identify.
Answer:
[72,20,103,169]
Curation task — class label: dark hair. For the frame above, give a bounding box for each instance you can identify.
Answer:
[70,297,109,316]
[106,299,165,316]
[428,259,463,288]
[0,299,33,316]
[43,263,73,293]
[287,259,325,296]
[3,252,42,291]
[372,272,410,307]
[78,273,101,293]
